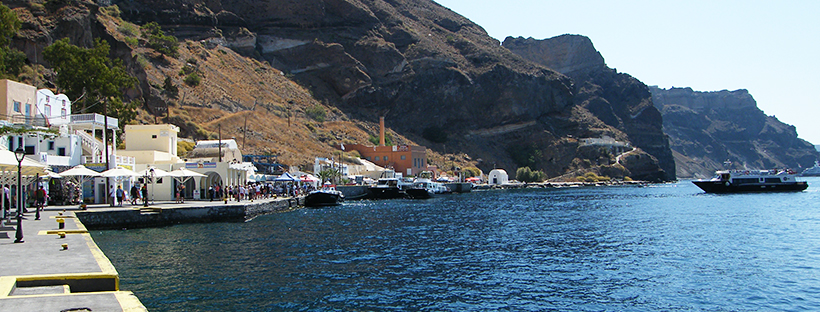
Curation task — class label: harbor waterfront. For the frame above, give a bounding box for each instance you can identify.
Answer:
[93,179,820,311]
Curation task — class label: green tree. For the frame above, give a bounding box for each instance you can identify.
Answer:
[141,22,179,58]
[516,166,547,183]
[0,4,24,77]
[44,38,138,123]
[318,168,340,184]
[163,76,178,98]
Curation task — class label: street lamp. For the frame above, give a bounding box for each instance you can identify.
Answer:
[14,147,25,244]
[143,171,149,207]
[150,168,155,205]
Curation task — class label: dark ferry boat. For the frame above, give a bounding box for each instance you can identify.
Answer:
[693,169,808,193]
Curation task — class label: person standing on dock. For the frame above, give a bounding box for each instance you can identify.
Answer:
[130,185,140,205]
[116,185,124,207]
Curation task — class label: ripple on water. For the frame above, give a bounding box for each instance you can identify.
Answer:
[93,181,820,311]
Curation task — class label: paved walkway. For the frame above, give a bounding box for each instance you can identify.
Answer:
[0,196,298,311]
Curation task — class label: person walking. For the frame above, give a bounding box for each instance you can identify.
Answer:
[116,185,124,207]
[141,184,148,206]
[130,185,140,205]
[34,186,46,212]
[208,185,214,202]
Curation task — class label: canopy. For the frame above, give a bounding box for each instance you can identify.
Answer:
[101,166,141,178]
[274,172,300,182]
[465,177,481,182]
[168,167,207,184]
[0,149,47,176]
[137,167,171,178]
[301,174,319,183]
[59,165,102,177]
[44,170,62,179]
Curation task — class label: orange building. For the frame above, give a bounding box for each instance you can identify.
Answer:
[343,117,428,177]
[344,144,427,177]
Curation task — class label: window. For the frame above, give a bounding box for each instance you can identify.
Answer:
[375,156,380,161]
[61,108,66,117]
[25,104,31,116]
[152,135,158,139]
[44,104,51,116]
[58,147,66,156]
[13,101,20,112]
[48,141,55,150]
[384,156,388,161]
[401,155,406,160]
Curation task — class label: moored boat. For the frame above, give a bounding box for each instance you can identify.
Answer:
[693,169,808,193]
[802,161,820,177]
[305,183,345,207]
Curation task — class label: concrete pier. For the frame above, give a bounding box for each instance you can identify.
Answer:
[0,196,304,311]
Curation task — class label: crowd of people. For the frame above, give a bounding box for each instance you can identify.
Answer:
[207,182,314,202]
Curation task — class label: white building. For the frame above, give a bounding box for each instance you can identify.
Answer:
[488,169,509,185]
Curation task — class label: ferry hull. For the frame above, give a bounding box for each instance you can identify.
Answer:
[305,192,344,207]
[693,181,808,193]
[367,187,405,199]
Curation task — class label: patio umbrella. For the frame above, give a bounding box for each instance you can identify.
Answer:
[0,149,47,176]
[44,170,62,179]
[136,167,171,178]
[168,167,207,184]
[58,164,102,185]
[101,166,141,178]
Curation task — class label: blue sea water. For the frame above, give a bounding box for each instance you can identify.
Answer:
[93,179,820,311]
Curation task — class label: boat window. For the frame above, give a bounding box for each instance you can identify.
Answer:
[764,178,781,183]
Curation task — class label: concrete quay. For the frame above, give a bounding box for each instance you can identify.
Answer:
[0,196,304,311]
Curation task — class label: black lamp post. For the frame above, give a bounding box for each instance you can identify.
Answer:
[14,147,25,244]
[143,172,149,207]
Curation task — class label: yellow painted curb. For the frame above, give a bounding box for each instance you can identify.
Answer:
[38,230,89,235]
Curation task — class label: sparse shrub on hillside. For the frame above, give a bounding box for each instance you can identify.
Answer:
[305,105,326,122]
[141,22,179,58]
[184,73,200,86]
[100,5,121,17]
[118,23,138,37]
[462,167,481,178]
[576,172,611,182]
[177,140,195,157]
[135,54,148,68]
[368,132,393,146]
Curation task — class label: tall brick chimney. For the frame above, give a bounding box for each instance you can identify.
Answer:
[379,116,385,146]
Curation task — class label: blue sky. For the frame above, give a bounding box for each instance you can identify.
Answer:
[434,0,820,145]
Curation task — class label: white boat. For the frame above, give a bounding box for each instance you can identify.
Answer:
[693,169,808,193]
[802,161,820,176]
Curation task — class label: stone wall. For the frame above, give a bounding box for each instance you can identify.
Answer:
[76,197,303,230]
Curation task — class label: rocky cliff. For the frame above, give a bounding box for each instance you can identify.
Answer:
[651,87,819,178]
[5,0,671,181]
[504,35,675,181]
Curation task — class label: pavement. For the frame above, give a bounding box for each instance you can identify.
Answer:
[0,196,298,312]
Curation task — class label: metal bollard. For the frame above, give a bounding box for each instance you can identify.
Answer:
[58,231,66,238]
[57,218,65,229]
[61,243,68,250]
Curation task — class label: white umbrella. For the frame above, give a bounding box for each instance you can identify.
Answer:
[168,167,207,184]
[44,170,62,179]
[0,149,47,176]
[58,164,102,185]
[136,167,171,178]
[59,165,102,177]
[101,166,141,178]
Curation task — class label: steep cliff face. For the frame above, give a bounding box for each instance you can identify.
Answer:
[651,86,819,178]
[504,35,675,181]
[6,0,673,180]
